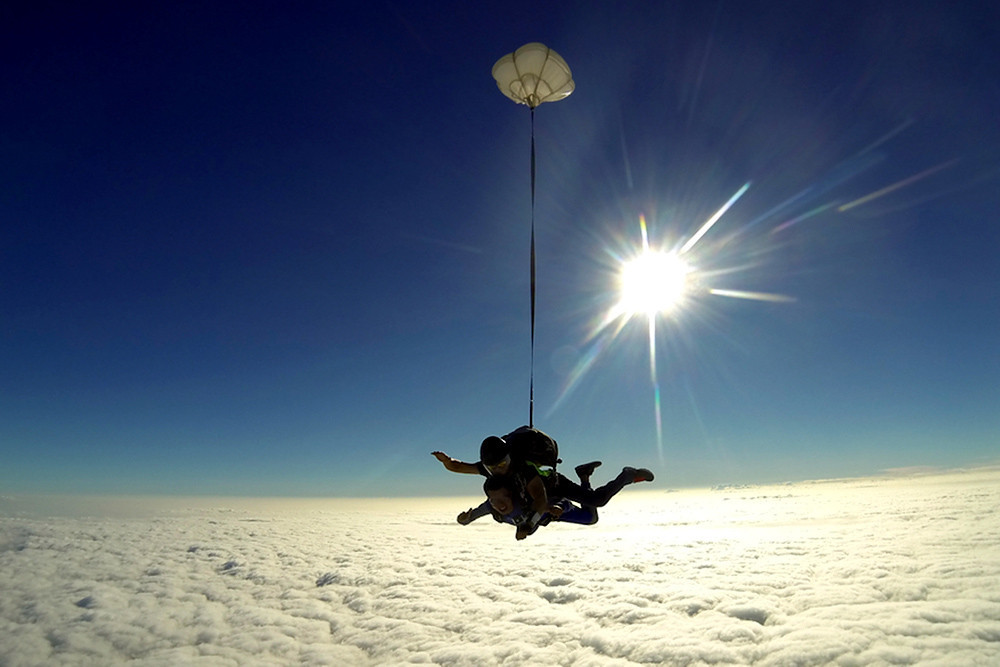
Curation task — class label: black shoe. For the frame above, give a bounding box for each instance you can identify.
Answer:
[574,461,602,480]
[621,466,654,483]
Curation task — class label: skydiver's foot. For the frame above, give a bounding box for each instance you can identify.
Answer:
[575,460,602,482]
[621,467,654,483]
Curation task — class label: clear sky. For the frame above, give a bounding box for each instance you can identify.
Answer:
[2,1,998,497]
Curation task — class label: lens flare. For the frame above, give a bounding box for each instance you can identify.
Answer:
[548,112,966,469]
[549,182,798,464]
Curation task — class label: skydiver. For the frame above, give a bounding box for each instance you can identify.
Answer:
[483,469,611,540]
[454,459,603,526]
[482,475,571,539]
[455,461,601,526]
[502,460,653,538]
[433,427,559,519]
[432,431,654,525]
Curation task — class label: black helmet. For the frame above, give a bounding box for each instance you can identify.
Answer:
[480,436,509,466]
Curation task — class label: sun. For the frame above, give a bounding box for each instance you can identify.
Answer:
[618,250,692,316]
[552,182,799,462]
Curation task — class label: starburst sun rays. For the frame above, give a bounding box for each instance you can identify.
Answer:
[551,182,795,462]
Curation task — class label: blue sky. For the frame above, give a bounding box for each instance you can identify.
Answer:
[2,1,998,497]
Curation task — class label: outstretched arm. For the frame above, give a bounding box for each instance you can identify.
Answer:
[457,499,493,525]
[431,451,480,475]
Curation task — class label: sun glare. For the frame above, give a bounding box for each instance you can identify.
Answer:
[619,251,691,316]
[551,181,799,464]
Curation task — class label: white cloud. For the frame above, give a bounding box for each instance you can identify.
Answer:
[1,469,999,665]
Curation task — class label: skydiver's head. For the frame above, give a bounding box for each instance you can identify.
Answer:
[480,436,511,475]
[483,476,517,515]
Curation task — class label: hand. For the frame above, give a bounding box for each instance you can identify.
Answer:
[547,504,563,518]
[431,451,451,464]
[457,510,471,525]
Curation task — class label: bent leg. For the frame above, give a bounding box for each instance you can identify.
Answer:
[552,468,648,507]
[577,468,598,524]
[550,473,619,508]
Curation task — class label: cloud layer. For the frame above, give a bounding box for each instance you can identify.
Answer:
[2,469,999,665]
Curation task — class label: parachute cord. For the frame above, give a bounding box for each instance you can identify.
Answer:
[529,107,536,429]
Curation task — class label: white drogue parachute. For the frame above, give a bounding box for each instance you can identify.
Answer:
[491,42,574,109]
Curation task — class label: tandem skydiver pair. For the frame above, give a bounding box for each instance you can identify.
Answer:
[432,425,653,540]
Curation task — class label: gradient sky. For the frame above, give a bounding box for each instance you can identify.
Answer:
[3,1,998,497]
